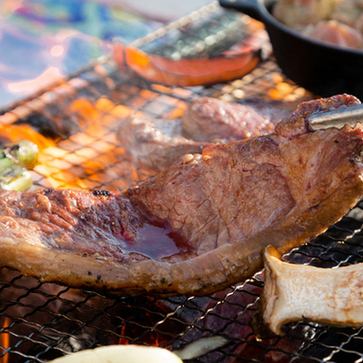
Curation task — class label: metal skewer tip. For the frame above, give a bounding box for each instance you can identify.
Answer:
[309,104,363,131]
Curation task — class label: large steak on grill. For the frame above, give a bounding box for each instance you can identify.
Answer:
[0,95,362,295]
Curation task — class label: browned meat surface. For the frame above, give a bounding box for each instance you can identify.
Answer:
[0,94,362,295]
[182,97,274,142]
[117,114,205,171]
[117,98,275,171]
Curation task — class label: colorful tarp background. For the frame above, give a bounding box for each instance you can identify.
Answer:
[0,0,210,110]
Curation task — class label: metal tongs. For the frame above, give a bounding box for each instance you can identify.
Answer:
[309,104,363,131]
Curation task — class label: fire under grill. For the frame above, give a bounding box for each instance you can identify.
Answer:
[0,2,363,362]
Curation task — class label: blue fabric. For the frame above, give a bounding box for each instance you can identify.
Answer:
[0,0,162,109]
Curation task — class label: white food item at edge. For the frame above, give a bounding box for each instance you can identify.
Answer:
[174,336,228,360]
[49,344,182,363]
[263,245,363,335]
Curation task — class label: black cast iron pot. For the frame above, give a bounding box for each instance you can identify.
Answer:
[219,0,363,99]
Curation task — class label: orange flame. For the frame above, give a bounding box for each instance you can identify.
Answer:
[267,74,308,101]
[0,124,55,149]
[70,97,131,127]
[165,101,186,120]
[0,96,137,190]
[118,320,129,345]
[151,336,160,347]
[38,96,135,190]
[0,317,10,363]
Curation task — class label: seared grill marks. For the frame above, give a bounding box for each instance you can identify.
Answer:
[0,95,362,295]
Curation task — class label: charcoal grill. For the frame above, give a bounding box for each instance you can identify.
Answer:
[0,2,363,362]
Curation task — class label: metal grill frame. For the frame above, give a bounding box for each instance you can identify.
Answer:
[0,2,363,362]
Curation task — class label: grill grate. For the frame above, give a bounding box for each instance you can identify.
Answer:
[0,2,363,362]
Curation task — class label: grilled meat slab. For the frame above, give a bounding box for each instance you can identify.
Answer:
[182,97,274,141]
[117,97,275,171]
[0,95,362,295]
[116,114,205,171]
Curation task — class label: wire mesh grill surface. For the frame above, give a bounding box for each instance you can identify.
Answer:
[0,2,362,362]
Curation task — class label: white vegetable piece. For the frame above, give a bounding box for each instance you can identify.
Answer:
[263,245,363,335]
[174,336,228,360]
[49,345,182,363]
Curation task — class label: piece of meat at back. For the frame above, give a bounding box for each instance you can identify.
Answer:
[116,114,204,171]
[182,97,275,142]
[117,97,276,171]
